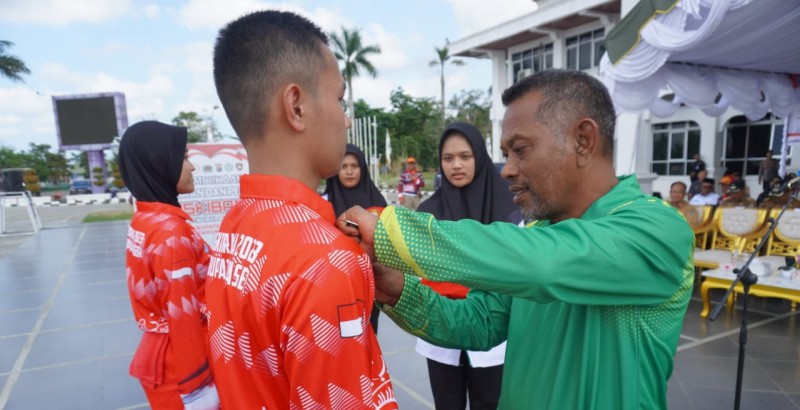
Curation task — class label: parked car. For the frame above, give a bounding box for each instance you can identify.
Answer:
[69,179,92,195]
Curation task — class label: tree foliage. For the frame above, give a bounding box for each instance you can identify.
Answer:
[92,166,106,188]
[386,88,440,169]
[0,143,71,187]
[447,88,492,140]
[330,27,381,119]
[171,111,222,143]
[0,40,30,82]
[429,41,464,126]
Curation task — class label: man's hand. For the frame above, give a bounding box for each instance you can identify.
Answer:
[335,206,379,260]
[372,263,405,306]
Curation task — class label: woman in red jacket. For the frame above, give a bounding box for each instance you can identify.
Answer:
[119,121,219,409]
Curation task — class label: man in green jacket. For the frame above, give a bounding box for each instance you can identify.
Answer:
[339,69,695,409]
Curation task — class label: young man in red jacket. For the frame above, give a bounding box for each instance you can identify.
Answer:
[207,10,397,409]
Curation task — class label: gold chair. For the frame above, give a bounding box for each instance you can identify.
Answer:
[694,207,768,270]
[759,208,800,271]
[691,205,715,250]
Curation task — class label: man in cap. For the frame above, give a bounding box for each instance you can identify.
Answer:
[719,179,756,208]
[759,176,799,210]
[397,156,425,210]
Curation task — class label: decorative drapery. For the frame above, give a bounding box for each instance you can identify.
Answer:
[601,0,800,120]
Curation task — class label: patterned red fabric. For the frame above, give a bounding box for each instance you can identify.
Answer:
[126,201,212,395]
[206,174,397,409]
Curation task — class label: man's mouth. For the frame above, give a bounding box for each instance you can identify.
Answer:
[509,186,529,203]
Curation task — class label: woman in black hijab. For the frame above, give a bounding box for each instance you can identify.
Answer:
[416,122,520,410]
[324,143,387,333]
[119,121,219,409]
[324,143,387,216]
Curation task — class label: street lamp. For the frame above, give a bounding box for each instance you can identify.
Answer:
[206,105,220,142]
[110,136,121,155]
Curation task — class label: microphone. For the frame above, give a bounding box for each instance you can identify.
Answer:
[779,176,800,191]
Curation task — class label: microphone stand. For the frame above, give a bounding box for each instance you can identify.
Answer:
[707,188,797,410]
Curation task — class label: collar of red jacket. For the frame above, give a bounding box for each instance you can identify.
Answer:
[135,201,192,221]
[240,174,335,224]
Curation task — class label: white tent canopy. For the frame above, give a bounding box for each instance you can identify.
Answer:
[600,0,800,120]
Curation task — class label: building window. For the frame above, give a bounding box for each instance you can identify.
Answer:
[722,114,788,176]
[511,43,553,82]
[651,121,701,176]
[566,28,605,70]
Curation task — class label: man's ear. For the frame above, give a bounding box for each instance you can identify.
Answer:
[574,118,600,168]
[282,83,306,132]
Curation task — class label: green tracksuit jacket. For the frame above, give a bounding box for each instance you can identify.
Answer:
[375,175,695,409]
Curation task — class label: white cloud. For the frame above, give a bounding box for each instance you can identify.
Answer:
[444,0,538,35]
[177,0,349,32]
[182,42,214,75]
[362,23,409,72]
[0,63,181,151]
[0,86,60,150]
[144,4,161,19]
[0,0,133,26]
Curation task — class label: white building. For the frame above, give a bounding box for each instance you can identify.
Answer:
[448,0,798,197]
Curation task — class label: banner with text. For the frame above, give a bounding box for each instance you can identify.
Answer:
[179,143,248,245]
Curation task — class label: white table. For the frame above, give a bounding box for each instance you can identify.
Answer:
[700,266,800,318]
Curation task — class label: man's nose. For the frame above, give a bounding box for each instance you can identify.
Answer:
[501,160,517,180]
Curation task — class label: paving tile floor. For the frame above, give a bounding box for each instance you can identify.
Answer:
[0,221,799,409]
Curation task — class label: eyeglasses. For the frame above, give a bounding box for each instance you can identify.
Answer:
[701,184,713,189]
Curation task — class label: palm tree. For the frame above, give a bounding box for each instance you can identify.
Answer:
[0,40,30,82]
[330,27,381,119]
[429,40,464,125]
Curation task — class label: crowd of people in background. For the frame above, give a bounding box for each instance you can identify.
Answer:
[666,149,799,227]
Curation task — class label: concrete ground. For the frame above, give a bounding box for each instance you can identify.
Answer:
[0,203,798,409]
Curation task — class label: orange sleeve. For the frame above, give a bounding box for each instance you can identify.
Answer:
[150,226,212,394]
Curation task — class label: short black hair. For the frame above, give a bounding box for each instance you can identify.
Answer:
[213,10,329,144]
[501,69,616,157]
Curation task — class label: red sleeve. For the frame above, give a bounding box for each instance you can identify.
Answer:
[420,278,469,299]
[280,247,396,409]
[150,226,212,394]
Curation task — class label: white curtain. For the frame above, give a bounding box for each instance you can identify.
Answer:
[601,0,799,120]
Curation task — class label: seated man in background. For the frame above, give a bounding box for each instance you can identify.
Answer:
[668,181,700,225]
[759,177,800,210]
[719,179,756,208]
[688,169,707,200]
[689,178,720,206]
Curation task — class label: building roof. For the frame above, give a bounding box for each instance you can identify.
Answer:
[449,0,620,58]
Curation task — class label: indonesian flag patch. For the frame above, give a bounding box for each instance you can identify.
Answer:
[337,301,365,338]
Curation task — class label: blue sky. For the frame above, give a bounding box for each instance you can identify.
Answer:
[0,0,538,152]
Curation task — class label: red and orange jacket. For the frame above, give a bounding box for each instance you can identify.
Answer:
[206,174,397,409]
[126,201,212,394]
